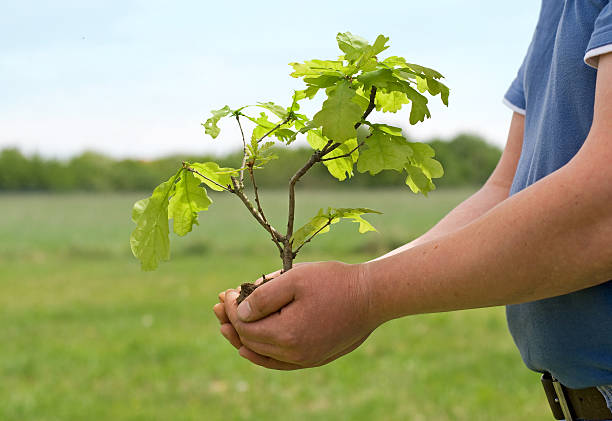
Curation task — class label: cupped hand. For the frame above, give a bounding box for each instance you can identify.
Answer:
[212,269,283,351]
[218,261,380,370]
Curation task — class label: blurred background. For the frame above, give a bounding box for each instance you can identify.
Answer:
[0,1,553,420]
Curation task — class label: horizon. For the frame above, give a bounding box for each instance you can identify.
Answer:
[1,130,499,162]
[1,1,540,159]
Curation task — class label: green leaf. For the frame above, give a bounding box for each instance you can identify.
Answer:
[246,139,278,168]
[375,90,410,113]
[415,77,450,106]
[293,86,320,104]
[403,86,431,124]
[169,171,212,236]
[130,172,179,271]
[250,120,273,143]
[296,119,318,135]
[439,82,450,106]
[333,207,381,233]
[256,102,288,119]
[405,165,435,195]
[393,68,418,82]
[370,123,404,137]
[352,91,371,112]
[359,59,378,72]
[246,112,295,144]
[132,198,149,223]
[416,76,428,93]
[357,68,397,90]
[291,207,381,250]
[403,142,443,195]
[356,129,413,175]
[274,128,298,144]
[289,59,345,77]
[382,56,408,68]
[357,70,431,123]
[304,74,343,88]
[336,32,370,62]
[408,142,436,161]
[246,111,275,130]
[202,106,232,139]
[312,80,362,142]
[306,129,328,150]
[370,35,390,57]
[426,78,449,106]
[355,34,390,68]
[291,209,333,250]
[421,158,444,178]
[404,63,444,79]
[307,130,358,181]
[187,162,237,191]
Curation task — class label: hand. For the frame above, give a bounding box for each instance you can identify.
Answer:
[213,288,243,350]
[213,269,284,351]
[219,261,380,370]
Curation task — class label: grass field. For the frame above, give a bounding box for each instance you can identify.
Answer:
[0,189,550,420]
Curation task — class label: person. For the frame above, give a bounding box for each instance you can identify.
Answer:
[213,1,612,419]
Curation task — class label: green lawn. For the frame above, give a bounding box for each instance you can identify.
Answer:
[0,189,550,420]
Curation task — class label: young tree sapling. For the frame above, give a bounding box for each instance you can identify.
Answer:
[130,32,449,303]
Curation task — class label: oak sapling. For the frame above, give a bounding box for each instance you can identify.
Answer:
[130,32,449,303]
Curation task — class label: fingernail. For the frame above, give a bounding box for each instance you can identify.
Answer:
[226,291,238,301]
[237,301,251,321]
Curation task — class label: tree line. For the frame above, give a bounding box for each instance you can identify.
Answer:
[0,133,501,192]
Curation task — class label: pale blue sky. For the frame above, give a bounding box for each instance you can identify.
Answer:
[0,0,540,159]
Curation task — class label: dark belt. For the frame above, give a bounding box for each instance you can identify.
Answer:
[541,372,612,420]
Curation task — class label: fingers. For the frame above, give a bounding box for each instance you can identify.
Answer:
[213,303,230,324]
[224,290,286,344]
[237,333,371,370]
[238,346,301,370]
[214,288,236,324]
[220,323,243,349]
[238,336,290,362]
[236,272,296,322]
[215,289,242,349]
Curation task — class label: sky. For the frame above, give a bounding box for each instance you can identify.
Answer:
[0,0,541,159]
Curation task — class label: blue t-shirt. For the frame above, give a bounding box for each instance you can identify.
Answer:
[504,0,612,389]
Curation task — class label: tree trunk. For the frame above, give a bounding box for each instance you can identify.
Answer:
[282,242,293,272]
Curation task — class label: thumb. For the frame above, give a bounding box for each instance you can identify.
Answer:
[237,272,295,322]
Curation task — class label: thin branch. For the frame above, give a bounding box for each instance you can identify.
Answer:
[286,151,322,240]
[256,115,292,143]
[283,87,378,269]
[235,115,248,186]
[270,238,283,255]
[319,140,365,161]
[355,85,377,129]
[319,139,335,156]
[280,146,326,271]
[248,167,268,225]
[183,164,233,192]
[230,176,284,253]
[292,219,333,256]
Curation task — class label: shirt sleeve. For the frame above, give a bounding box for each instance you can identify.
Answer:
[503,59,527,115]
[585,2,612,69]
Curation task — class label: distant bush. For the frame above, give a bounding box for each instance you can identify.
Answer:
[429,134,503,188]
[0,133,501,192]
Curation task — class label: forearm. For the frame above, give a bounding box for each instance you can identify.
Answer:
[374,112,524,261]
[373,183,510,260]
[363,149,612,323]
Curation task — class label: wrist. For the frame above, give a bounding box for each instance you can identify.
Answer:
[360,248,432,323]
[355,260,393,327]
